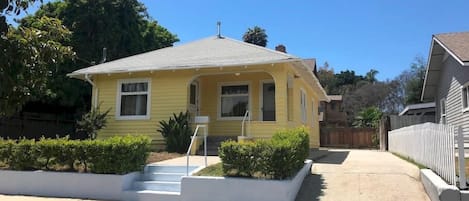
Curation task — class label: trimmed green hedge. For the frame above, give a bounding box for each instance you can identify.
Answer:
[0,136,151,174]
[219,127,309,179]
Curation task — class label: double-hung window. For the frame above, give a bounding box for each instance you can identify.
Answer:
[117,79,150,119]
[220,83,249,119]
[440,98,446,124]
[463,82,469,112]
[300,89,307,123]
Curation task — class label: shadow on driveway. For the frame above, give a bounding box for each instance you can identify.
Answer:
[295,173,325,201]
[295,149,350,201]
[308,149,350,164]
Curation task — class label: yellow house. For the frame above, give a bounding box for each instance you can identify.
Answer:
[68,36,329,149]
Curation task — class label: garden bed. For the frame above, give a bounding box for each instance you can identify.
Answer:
[181,160,312,201]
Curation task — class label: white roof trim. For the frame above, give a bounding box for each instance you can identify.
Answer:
[68,36,300,78]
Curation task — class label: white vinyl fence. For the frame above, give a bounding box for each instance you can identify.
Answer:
[389,123,457,185]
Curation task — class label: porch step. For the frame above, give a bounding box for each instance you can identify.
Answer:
[196,136,237,156]
[133,181,180,192]
[141,172,185,182]
[122,190,180,201]
[124,165,200,201]
[144,165,199,173]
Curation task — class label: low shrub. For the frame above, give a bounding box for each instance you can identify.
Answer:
[219,127,309,180]
[0,135,151,174]
[157,111,192,153]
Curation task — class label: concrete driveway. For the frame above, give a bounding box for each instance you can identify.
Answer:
[296,149,430,201]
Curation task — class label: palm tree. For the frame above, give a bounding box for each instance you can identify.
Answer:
[242,26,268,47]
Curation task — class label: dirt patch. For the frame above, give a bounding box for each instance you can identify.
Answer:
[146,152,183,164]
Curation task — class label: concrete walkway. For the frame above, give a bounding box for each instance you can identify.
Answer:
[296,149,430,201]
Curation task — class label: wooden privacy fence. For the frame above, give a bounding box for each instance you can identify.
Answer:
[389,115,435,130]
[0,113,76,139]
[389,123,457,186]
[320,128,377,148]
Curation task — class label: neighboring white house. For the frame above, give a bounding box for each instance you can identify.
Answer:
[421,32,469,134]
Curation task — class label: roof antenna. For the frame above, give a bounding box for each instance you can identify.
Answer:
[217,21,221,38]
[101,47,107,63]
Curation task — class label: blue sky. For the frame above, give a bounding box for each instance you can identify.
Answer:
[11,0,469,81]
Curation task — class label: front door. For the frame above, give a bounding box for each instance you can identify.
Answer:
[261,82,276,121]
[189,81,199,117]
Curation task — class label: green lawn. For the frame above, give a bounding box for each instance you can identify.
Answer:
[194,163,223,177]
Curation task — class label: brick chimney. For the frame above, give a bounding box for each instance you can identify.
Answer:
[275,44,287,53]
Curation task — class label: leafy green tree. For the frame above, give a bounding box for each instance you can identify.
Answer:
[365,69,379,83]
[0,16,74,117]
[353,107,383,128]
[0,0,39,35]
[404,57,426,104]
[243,26,267,47]
[317,62,338,94]
[19,0,179,114]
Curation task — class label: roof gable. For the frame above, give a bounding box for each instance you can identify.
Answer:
[421,32,469,101]
[435,32,469,64]
[69,36,299,76]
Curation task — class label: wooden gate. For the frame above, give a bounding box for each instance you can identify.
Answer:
[320,128,377,148]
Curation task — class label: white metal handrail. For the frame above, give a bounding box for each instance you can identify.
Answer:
[241,110,250,137]
[186,124,207,176]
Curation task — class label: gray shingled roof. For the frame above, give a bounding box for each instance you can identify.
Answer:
[69,36,300,77]
[435,32,469,62]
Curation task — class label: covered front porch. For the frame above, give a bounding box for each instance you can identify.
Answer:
[187,71,286,139]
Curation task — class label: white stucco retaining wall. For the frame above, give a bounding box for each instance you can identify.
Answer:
[0,170,139,200]
[180,159,312,201]
[420,169,460,201]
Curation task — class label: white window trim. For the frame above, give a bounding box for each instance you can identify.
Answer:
[259,79,275,121]
[300,88,307,124]
[217,81,251,121]
[440,98,446,124]
[462,82,469,113]
[115,78,151,120]
[189,81,200,115]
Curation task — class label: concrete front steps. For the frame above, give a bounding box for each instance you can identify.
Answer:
[122,165,199,201]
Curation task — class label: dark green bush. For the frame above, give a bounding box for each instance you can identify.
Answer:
[157,111,192,153]
[10,139,36,170]
[89,136,151,174]
[219,127,310,179]
[0,139,14,166]
[0,135,151,174]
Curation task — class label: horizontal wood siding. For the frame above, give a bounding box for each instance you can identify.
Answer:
[90,63,324,149]
[198,71,272,136]
[437,56,469,135]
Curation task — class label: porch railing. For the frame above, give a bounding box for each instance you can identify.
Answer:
[241,110,251,137]
[389,123,457,186]
[186,124,207,176]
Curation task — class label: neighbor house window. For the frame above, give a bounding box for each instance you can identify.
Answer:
[463,82,469,112]
[300,89,307,123]
[219,83,249,119]
[440,98,446,124]
[117,79,150,119]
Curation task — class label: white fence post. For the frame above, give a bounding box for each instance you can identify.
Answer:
[457,126,467,189]
[388,123,457,186]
